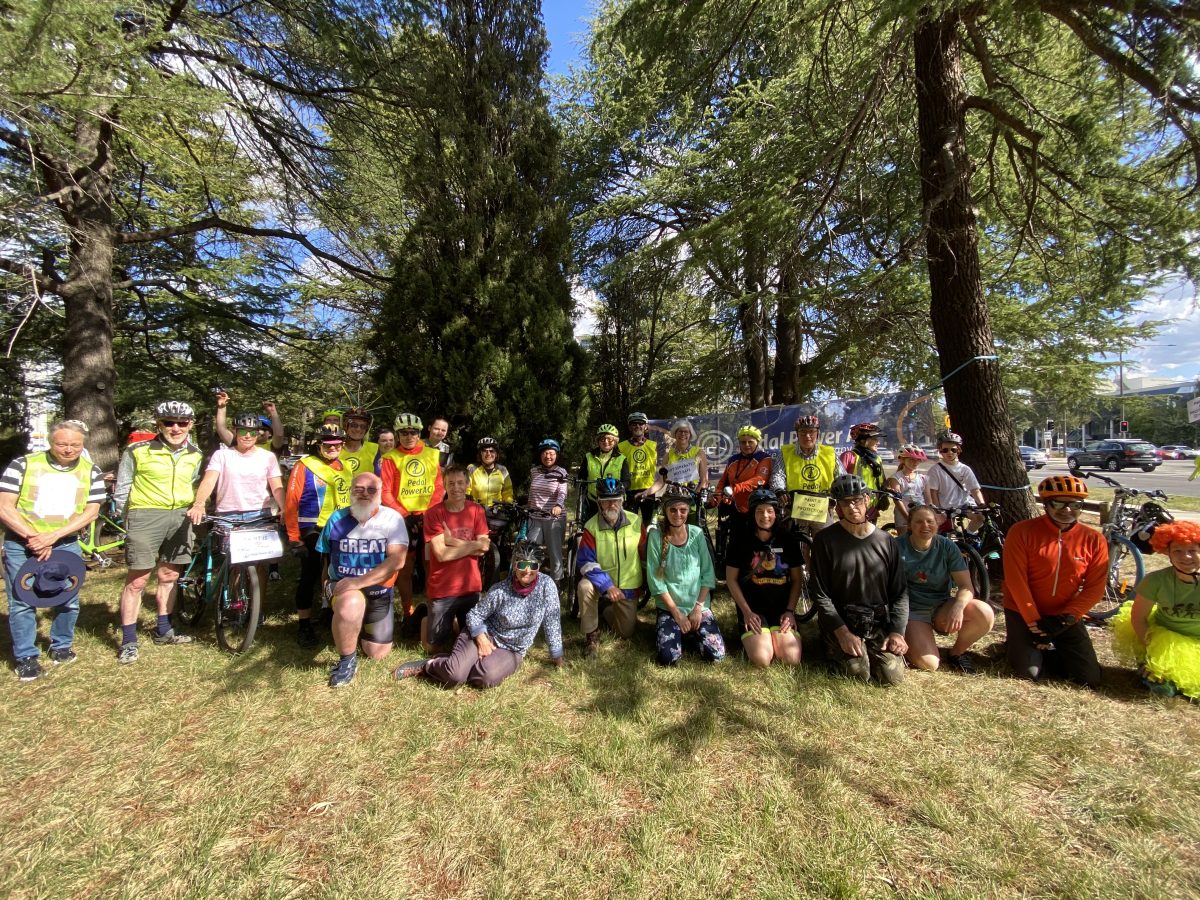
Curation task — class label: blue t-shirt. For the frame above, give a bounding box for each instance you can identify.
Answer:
[896,534,966,611]
[316,506,409,585]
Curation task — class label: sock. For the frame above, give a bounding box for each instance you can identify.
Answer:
[121,624,137,645]
[156,614,171,636]
[298,618,314,632]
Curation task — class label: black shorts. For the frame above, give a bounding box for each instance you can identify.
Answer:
[332,584,395,646]
[427,593,479,646]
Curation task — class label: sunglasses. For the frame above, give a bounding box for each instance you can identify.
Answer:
[515,559,540,571]
[159,419,192,428]
[938,447,960,454]
[236,429,258,437]
[351,485,379,496]
[1046,499,1084,511]
[398,429,419,436]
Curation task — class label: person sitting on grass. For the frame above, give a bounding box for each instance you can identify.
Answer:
[1002,475,1107,689]
[394,541,563,688]
[321,472,409,689]
[1112,521,1200,700]
[896,505,994,674]
[724,488,803,668]
[647,490,723,666]
[810,474,909,686]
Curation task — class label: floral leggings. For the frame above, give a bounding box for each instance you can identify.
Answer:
[656,609,726,666]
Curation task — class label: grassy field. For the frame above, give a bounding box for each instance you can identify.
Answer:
[2,556,1199,900]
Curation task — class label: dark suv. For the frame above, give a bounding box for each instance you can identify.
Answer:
[1067,439,1160,473]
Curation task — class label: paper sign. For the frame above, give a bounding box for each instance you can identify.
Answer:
[665,459,698,485]
[791,493,829,523]
[227,528,285,565]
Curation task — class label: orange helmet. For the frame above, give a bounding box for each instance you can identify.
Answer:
[1038,475,1088,500]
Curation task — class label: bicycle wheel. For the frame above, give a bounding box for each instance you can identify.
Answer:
[175,546,209,628]
[216,565,261,653]
[480,544,501,587]
[955,540,990,602]
[1090,534,1143,620]
[792,530,818,623]
[564,537,579,618]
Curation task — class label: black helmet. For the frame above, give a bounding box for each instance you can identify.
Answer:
[536,437,561,453]
[596,476,624,500]
[830,473,869,500]
[316,423,346,443]
[627,411,649,425]
[659,487,693,509]
[747,487,779,514]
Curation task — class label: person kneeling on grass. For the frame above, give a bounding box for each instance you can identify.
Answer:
[724,488,803,668]
[897,505,994,674]
[322,472,409,689]
[647,491,723,666]
[394,542,563,688]
[1112,521,1200,699]
[810,474,909,686]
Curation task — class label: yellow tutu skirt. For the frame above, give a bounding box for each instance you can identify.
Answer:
[1112,605,1200,698]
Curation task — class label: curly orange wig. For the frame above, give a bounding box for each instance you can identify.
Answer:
[1149,521,1200,555]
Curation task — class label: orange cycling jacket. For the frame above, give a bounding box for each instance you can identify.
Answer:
[1002,514,1109,624]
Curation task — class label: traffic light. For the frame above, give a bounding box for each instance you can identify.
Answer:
[944,415,951,428]
[1045,419,1055,431]
[1120,420,1129,432]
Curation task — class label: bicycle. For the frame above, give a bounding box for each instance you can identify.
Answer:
[479,500,532,586]
[1081,471,1173,620]
[77,497,126,569]
[175,513,283,653]
[562,477,599,617]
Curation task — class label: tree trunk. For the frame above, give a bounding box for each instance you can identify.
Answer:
[772,259,801,405]
[913,11,1036,528]
[60,118,120,473]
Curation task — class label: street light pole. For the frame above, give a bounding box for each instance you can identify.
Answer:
[1119,347,1125,434]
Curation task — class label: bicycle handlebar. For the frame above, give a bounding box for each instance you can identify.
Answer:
[1082,471,1168,499]
[203,513,279,528]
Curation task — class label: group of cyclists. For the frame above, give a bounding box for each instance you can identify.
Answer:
[3,401,1198,701]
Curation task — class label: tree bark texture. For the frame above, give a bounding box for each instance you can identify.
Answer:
[913,11,1036,527]
[59,118,121,473]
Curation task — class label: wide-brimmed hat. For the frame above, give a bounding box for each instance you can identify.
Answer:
[13,549,86,608]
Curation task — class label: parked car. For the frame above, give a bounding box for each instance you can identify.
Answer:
[1019,445,1048,469]
[1067,439,1160,473]
[1158,445,1198,459]
[876,445,895,463]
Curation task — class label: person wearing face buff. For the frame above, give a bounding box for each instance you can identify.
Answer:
[1111,521,1200,699]
[838,422,890,523]
[1003,475,1108,688]
[285,424,352,647]
[393,541,563,687]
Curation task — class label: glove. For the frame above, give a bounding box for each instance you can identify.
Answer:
[289,540,308,559]
[1035,614,1078,638]
[876,494,890,512]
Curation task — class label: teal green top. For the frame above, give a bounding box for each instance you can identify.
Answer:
[1139,567,1200,638]
[646,524,716,615]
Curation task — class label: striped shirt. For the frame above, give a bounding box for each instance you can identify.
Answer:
[0,454,107,505]
[527,465,568,517]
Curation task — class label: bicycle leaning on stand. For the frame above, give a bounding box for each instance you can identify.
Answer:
[175,512,284,653]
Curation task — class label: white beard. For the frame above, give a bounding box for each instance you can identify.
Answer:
[601,506,621,526]
[351,499,380,522]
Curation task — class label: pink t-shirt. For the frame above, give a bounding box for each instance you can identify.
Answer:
[207,445,282,513]
[423,500,488,598]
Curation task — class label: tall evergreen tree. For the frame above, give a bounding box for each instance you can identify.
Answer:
[375,0,584,466]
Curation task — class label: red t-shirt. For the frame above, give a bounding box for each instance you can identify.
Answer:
[423,500,488,599]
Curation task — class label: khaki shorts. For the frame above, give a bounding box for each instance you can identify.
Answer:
[125,507,195,570]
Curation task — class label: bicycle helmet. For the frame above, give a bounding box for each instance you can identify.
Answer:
[344,406,372,424]
[232,413,261,430]
[795,414,820,430]
[937,429,963,446]
[316,423,346,443]
[669,418,695,438]
[257,415,272,429]
[830,473,870,500]
[898,444,928,461]
[394,412,422,431]
[536,437,561,453]
[849,421,881,441]
[512,539,546,566]
[320,408,343,422]
[1037,475,1087,500]
[477,436,499,450]
[737,425,762,442]
[660,487,693,510]
[627,411,649,425]
[747,487,779,514]
[154,400,195,421]
[596,423,619,438]
[596,476,624,500]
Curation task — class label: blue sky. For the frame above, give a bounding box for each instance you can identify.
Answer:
[539,3,1199,384]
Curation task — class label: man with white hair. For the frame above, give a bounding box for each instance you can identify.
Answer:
[317,471,409,688]
[576,476,646,657]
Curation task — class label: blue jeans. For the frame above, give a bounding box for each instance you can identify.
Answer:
[3,539,83,660]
